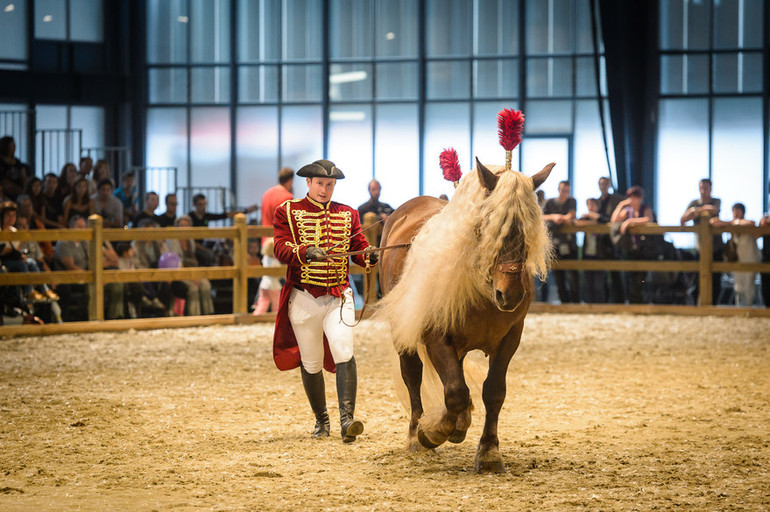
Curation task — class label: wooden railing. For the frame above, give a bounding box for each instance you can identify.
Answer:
[2,213,769,335]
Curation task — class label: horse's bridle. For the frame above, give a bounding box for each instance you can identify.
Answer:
[495,262,524,274]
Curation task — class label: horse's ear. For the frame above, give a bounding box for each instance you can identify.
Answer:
[531,163,556,191]
[475,157,499,192]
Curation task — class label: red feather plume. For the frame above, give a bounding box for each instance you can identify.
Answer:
[497,108,525,151]
[439,148,462,183]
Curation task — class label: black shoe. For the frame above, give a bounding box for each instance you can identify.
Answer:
[301,366,330,438]
[336,357,364,443]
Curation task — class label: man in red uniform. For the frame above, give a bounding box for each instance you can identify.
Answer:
[272,159,377,442]
[261,167,294,227]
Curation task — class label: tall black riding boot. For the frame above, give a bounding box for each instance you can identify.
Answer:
[301,366,330,438]
[336,357,364,443]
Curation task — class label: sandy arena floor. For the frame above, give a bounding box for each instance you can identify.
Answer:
[1,314,769,511]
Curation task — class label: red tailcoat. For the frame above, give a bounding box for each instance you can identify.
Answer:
[272,196,371,372]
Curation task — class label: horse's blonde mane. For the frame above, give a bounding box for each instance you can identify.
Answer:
[379,165,552,354]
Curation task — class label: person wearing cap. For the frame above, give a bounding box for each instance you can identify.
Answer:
[271,159,377,443]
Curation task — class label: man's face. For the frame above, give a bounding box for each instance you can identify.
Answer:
[44,175,58,193]
[598,178,610,195]
[368,181,381,200]
[80,157,93,175]
[123,176,135,189]
[166,195,178,215]
[732,207,744,220]
[73,217,87,229]
[147,194,159,211]
[558,183,571,197]
[98,184,112,201]
[699,181,711,198]
[194,198,207,213]
[306,177,336,203]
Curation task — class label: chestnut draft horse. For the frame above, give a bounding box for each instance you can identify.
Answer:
[378,159,554,473]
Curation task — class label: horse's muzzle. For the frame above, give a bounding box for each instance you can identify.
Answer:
[494,289,526,312]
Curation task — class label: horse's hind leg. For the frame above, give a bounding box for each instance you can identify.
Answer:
[399,351,425,452]
[475,323,523,474]
[417,334,470,449]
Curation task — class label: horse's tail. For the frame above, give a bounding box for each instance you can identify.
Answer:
[390,344,487,431]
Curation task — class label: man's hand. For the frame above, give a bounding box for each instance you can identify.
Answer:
[367,250,379,266]
[306,246,327,262]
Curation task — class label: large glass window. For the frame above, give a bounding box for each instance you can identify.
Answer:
[0,0,27,67]
[145,0,612,214]
[34,0,103,42]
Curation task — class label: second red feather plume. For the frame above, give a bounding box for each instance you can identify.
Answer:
[439,148,463,183]
[497,108,524,152]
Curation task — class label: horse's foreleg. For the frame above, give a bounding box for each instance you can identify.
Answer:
[475,323,523,474]
[399,351,425,452]
[417,334,470,449]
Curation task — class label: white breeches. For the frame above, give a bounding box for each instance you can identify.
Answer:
[288,287,355,374]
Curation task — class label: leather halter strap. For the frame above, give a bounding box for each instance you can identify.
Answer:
[495,262,524,274]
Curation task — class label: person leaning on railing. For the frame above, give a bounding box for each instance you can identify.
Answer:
[611,186,656,304]
[1,200,35,308]
[165,215,214,316]
[710,203,761,307]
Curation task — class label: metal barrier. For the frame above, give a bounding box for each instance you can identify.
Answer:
[82,146,131,179]
[131,166,179,209]
[35,128,82,176]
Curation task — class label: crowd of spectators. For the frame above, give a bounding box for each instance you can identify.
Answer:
[2,129,769,322]
[0,136,259,324]
[539,175,766,307]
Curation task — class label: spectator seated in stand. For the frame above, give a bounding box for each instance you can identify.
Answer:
[1,201,37,307]
[92,178,124,228]
[165,215,214,316]
[115,172,138,226]
[62,177,95,225]
[132,217,187,316]
[0,136,29,202]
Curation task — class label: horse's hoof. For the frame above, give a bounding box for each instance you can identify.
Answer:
[406,437,428,452]
[448,430,467,444]
[417,428,441,449]
[474,459,506,474]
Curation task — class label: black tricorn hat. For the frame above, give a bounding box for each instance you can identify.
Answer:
[296,159,345,180]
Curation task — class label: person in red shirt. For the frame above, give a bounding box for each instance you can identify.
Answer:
[261,167,294,227]
[272,159,377,443]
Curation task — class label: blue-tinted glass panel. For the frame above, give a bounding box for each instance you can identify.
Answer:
[191,67,231,103]
[236,106,279,209]
[714,0,764,49]
[0,0,27,61]
[190,107,230,189]
[69,0,103,42]
[660,54,709,95]
[146,108,189,189]
[426,60,471,99]
[283,65,323,102]
[330,0,372,58]
[423,102,470,198]
[329,63,373,102]
[660,0,711,50]
[376,62,418,100]
[190,0,231,63]
[521,137,569,200]
[0,105,33,163]
[375,0,418,57]
[572,99,615,210]
[237,0,281,62]
[474,59,518,99]
[656,99,709,248]
[149,68,188,104]
[147,0,189,64]
[713,52,763,94]
[712,98,763,223]
[525,100,573,134]
[575,56,607,97]
[34,0,66,40]
[374,104,419,209]
[71,106,105,157]
[575,0,600,53]
[526,0,574,54]
[283,0,322,60]
[328,105,373,206]
[474,0,519,56]
[426,0,471,57]
[280,105,323,198]
[527,57,573,98]
[239,66,279,103]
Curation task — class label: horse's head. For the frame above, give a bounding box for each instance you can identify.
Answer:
[475,158,554,312]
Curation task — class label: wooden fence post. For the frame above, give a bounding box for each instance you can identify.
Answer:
[697,213,713,306]
[232,213,249,315]
[88,214,104,321]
